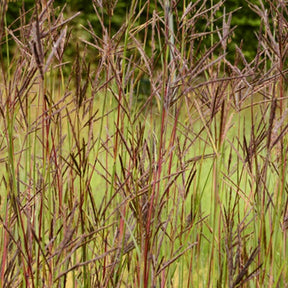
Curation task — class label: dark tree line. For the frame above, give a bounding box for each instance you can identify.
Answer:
[3,0,263,62]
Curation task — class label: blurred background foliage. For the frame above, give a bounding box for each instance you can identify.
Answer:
[3,0,262,64]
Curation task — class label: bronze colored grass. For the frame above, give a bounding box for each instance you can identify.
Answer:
[0,0,288,287]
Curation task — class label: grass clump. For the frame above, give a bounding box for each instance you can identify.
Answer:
[0,0,288,287]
